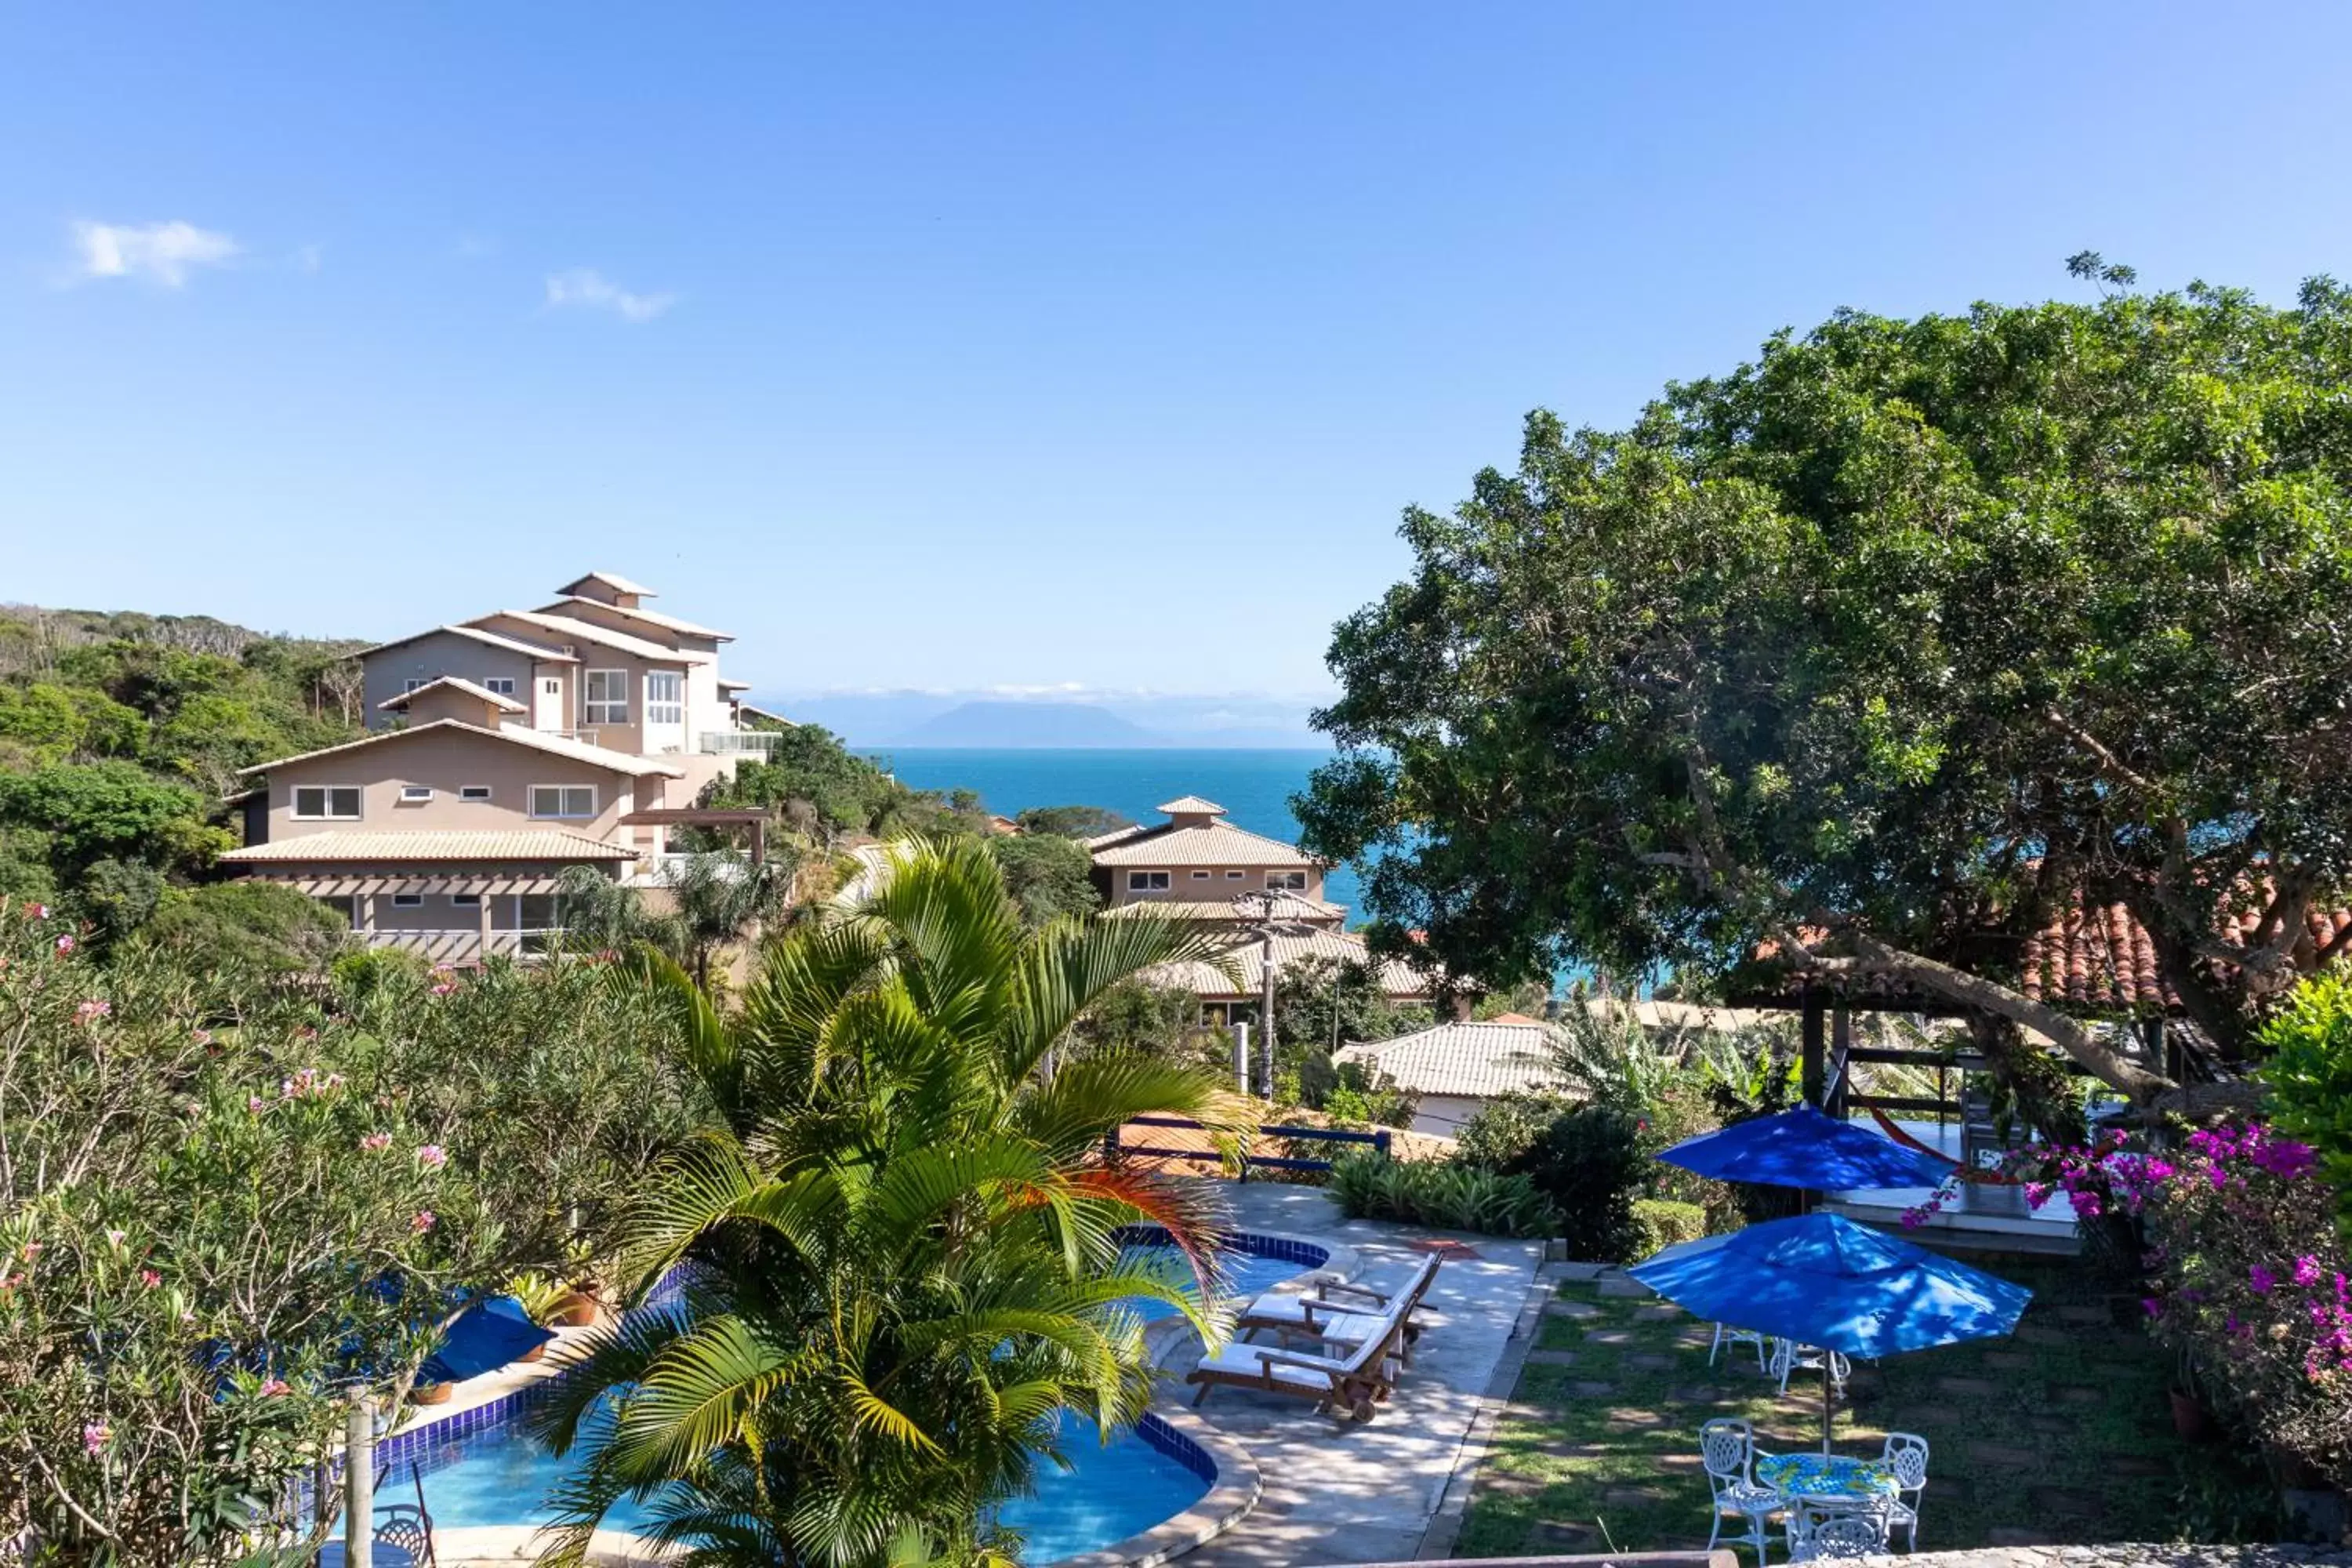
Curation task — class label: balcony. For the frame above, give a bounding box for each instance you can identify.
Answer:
[354,927,566,962]
[698,730,783,756]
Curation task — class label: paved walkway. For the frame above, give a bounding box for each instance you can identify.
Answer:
[1159,1178,1544,1568]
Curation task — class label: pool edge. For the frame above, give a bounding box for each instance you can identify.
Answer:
[1044,1407,1261,1568]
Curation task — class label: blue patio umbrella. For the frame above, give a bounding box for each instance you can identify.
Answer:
[1657,1102,1957,1192]
[1631,1212,2032,1448]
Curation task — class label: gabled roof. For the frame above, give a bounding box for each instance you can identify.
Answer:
[376,677,527,715]
[1087,818,1323,868]
[1157,795,1226,815]
[1144,927,1428,1000]
[1102,896,1346,924]
[737,703,796,728]
[221,829,636,864]
[470,610,710,665]
[1334,1020,1562,1100]
[535,596,734,642]
[557,571,657,598]
[717,677,752,691]
[235,718,685,779]
[358,624,579,662]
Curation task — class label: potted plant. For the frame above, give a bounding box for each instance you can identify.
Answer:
[504,1271,572,1359]
[411,1379,455,1406]
[2168,1346,2215,1442]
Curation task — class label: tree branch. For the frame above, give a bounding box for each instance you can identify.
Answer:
[2040,706,2156,795]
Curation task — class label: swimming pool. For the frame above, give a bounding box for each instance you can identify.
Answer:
[358,1230,1320,1562]
[1112,1226,1326,1324]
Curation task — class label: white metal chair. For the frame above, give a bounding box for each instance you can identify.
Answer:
[1700,1417,1780,1563]
[1770,1338,1851,1396]
[1880,1431,1929,1551]
[1788,1508,1890,1563]
[1711,1321,1770,1372]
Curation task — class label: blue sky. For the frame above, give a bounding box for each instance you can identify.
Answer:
[5,4,2351,703]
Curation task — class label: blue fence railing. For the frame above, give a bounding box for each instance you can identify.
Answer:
[1105,1114,1392,1178]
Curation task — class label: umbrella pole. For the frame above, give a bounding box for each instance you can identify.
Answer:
[1822,1358,1833,1454]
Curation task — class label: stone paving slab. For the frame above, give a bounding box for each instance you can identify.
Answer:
[1163,1178,1543,1568]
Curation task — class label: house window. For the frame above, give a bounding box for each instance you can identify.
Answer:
[1266,870,1308,892]
[529,785,597,819]
[1191,869,1211,880]
[451,893,482,908]
[391,893,423,909]
[583,670,629,724]
[292,786,362,820]
[1127,870,1171,892]
[645,670,683,725]
[542,678,561,696]
[403,678,428,694]
[1225,869,1246,880]
[399,785,433,803]
[481,677,517,697]
[459,785,492,801]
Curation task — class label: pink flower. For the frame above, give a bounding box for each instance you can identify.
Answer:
[410,1210,436,1234]
[415,1144,447,1170]
[430,983,456,997]
[191,1029,212,1047]
[21,1242,42,1261]
[0,1274,20,1292]
[2022,1181,2052,1209]
[139,1269,161,1289]
[54,935,74,956]
[2295,1255,2324,1289]
[74,1000,110,1024]
[247,1096,267,1114]
[359,1133,392,1153]
[81,1422,108,1456]
[27,902,47,919]
[2142,1297,2164,1317]
[259,1377,291,1397]
[2249,1264,2277,1295]
[104,1229,125,1247]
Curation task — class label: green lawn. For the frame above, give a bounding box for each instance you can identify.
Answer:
[1459,1261,2210,1557]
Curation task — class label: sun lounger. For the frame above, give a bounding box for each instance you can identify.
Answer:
[1184,1315,1403,1421]
[1236,1254,1440,1364]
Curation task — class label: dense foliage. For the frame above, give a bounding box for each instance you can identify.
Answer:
[1326,1151,1559,1238]
[2263,971,2352,1243]
[533,839,1256,1568]
[1300,266,2352,1097]
[989,830,1100,927]
[0,908,696,1566]
[699,726,990,845]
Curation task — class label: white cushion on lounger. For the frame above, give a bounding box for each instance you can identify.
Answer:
[1242,1292,1324,1325]
[1305,1311,1391,1347]
[1196,1342,1339,1394]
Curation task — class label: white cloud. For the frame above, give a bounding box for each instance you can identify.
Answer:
[544,267,676,323]
[71,220,240,286]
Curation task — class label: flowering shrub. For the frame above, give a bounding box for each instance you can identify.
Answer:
[2141,1120,2350,1487]
[2263,969,2352,1244]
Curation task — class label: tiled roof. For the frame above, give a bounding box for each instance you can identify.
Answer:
[358,624,579,662]
[1102,896,1346,923]
[471,610,711,665]
[1144,927,1429,1000]
[535,596,734,641]
[1088,819,1323,868]
[1157,795,1226,815]
[376,677,526,714]
[222,829,635,864]
[557,571,657,597]
[235,719,685,779]
[1334,1020,1563,1099]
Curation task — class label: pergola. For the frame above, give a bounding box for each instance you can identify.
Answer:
[617,808,771,865]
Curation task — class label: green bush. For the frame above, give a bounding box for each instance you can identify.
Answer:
[1632,1197,1706,1256]
[1507,1104,1647,1262]
[1327,1152,1560,1237]
[2263,970,2352,1243]
[1451,1093,1566,1171]
[147,880,350,970]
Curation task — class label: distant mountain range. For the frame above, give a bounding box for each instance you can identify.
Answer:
[764,690,1332,750]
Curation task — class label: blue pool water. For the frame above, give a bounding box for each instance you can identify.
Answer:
[361,1232,1319,1560]
[378,1408,1210,1559]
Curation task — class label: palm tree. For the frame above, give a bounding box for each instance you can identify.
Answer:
[557,849,799,989]
[530,837,1253,1568]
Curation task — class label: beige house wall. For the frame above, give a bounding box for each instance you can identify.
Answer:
[469,613,695,759]
[363,632,545,732]
[1104,862,1327,908]
[260,728,648,846]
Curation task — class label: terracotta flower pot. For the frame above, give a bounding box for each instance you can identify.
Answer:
[551,1290,601,1328]
[412,1381,455,1406]
[2168,1386,2213,1441]
[514,1342,546,1365]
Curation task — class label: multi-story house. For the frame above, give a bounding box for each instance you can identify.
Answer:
[1088,796,1429,1022]
[220,573,783,961]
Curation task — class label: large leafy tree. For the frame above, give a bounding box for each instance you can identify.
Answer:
[1301,264,2352,1102]
[532,838,1253,1568]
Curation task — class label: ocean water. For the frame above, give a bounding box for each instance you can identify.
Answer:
[876,747,1361,920]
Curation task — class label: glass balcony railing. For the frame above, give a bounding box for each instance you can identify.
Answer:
[698,731,783,755]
